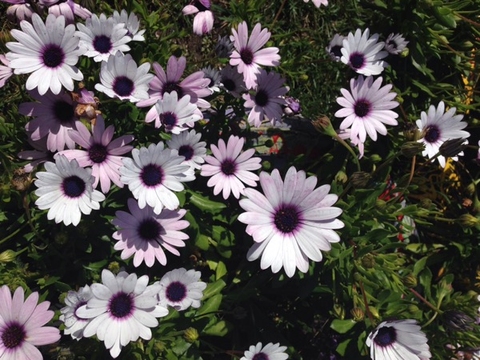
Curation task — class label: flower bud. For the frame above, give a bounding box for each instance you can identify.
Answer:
[361,254,376,269]
[401,141,425,157]
[333,304,345,319]
[108,261,120,274]
[351,307,364,322]
[312,115,337,137]
[439,138,468,158]
[184,327,199,343]
[443,310,475,331]
[368,306,380,319]
[402,273,418,288]
[335,170,348,184]
[0,250,16,263]
[457,213,479,228]
[350,171,371,188]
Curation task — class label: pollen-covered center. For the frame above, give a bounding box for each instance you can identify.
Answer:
[221,159,237,175]
[178,145,194,161]
[88,143,108,163]
[138,218,162,241]
[274,205,300,233]
[1,323,25,349]
[166,281,187,302]
[424,125,440,143]
[161,112,178,127]
[255,90,269,107]
[354,99,371,118]
[62,176,86,198]
[113,76,134,97]
[109,292,133,318]
[42,44,65,68]
[93,35,113,54]
[141,164,164,187]
[240,48,254,65]
[162,83,184,98]
[349,52,365,69]
[373,326,397,347]
[53,100,75,125]
[252,353,268,360]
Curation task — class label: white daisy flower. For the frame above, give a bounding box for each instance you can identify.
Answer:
[201,65,222,92]
[326,33,344,62]
[76,13,131,62]
[6,13,85,95]
[76,269,168,359]
[240,342,288,360]
[166,130,207,170]
[156,268,207,311]
[366,319,432,360]
[341,28,388,76]
[112,9,146,42]
[384,33,409,55]
[120,142,195,214]
[153,91,202,133]
[34,155,105,226]
[60,285,93,340]
[416,101,470,167]
[95,52,153,102]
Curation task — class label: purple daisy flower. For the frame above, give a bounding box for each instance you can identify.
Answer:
[182,0,214,36]
[39,0,92,24]
[200,135,262,199]
[0,54,13,88]
[3,0,34,22]
[153,91,202,133]
[167,130,207,170]
[60,285,93,340]
[384,33,409,55]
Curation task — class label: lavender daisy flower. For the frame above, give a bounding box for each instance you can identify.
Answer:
[3,0,34,22]
[39,0,92,24]
[6,13,85,95]
[303,0,328,7]
[95,52,153,102]
[202,65,222,92]
[384,33,409,55]
[18,136,54,173]
[326,33,345,62]
[113,198,190,267]
[182,0,214,36]
[112,9,145,41]
[60,285,93,340]
[416,101,470,167]
[76,13,131,62]
[335,75,399,143]
[153,91,202,133]
[120,142,195,214]
[34,155,105,226]
[243,70,288,127]
[241,342,288,360]
[238,166,344,278]
[76,269,168,358]
[366,319,432,359]
[0,55,13,88]
[229,21,281,89]
[167,130,207,170]
[215,35,234,58]
[57,115,134,194]
[200,135,261,199]
[156,268,207,311]
[0,285,61,359]
[220,64,246,97]
[20,89,78,152]
[341,28,388,76]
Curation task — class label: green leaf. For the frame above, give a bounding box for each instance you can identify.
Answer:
[330,319,356,334]
[202,279,226,299]
[413,256,427,276]
[216,261,227,280]
[203,320,231,337]
[196,294,222,317]
[187,191,226,213]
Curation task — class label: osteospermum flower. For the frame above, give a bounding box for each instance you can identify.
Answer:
[220,64,246,97]
[156,268,207,311]
[112,198,190,267]
[95,52,153,102]
[59,285,93,340]
[366,319,432,360]
[341,28,388,76]
[215,35,234,58]
[202,65,222,92]
[57,115,134,193]
[120,142,195,214]
[34,155,105,226]
[0,286,61,359]
[230,21,281,89]
[76,270,168,358]
[18,136,54,173]
[240,342,288,360]
[238,166,344,277]
[182,0,214,36]
[243,70,288,127]
[303,0,328,7]
[326,33,345,62]
[0,54,13,88]
[39,0,92,24]
[6,13,85,95]
[384,33,409,55]
[112,9,145,41]
[335,75,399,143]
[167,130,207,170]
[76,13,131,62]
[200,135,262,199]
[3,0,34,21]
[416,101,470,167]
[153,91,202,133]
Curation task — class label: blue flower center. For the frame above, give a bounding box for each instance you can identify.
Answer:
[373,326,396,346]
[88,143,108,163]
[109,293,133,318]
[113,76,134,97]
[1,323,25,349]
[162,84,184,98]
[221,159,236,175]
[274,205,300,233]
[255,90,269,107]
[93,35,112,54]
[354,99,371,118]
[42,44,65,68]
[53,100,75,125]
[138,218,162,240]
[424,125,440,143]
[166,281,187,302]
[62,176,86,198]
[252,353,268,360]
[161,112,178,127]
[141,164,164,187]
[178,145,194,161]
[349,52,365,69]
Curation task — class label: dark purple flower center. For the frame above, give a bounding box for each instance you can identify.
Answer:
[53,100,75,125]
[255,90,269,107]
[88,143,108,163]
[330,45,343,58]
[194,0,210,11]
[42,44,65,68]
[240,48,254,65]
[354,99,371,117]
[349,52,365,69]
[62,176,86,198]
[138,218,162,241]
[424,125,440,143]
[166,281,187,302]
[274,205,300,233]
[161,112,178,127]
[93,35,113,54]
[141,164,164,187]
[221,159,237,175]
[252,353,269,360]
[373,326,396,347]
[109,292,133,318]
[178,145,194,161]
[223,78,236,92]
[1,323,25,349]
[162,83,184,98]
[113,76,134,97]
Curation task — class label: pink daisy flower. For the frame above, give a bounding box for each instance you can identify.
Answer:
[0,285,61,359]
[0,55,13,88]
[4,0,34,22]
[229,21,281,89]
[39,0,92,24]
[200,135,262,199]
[57,115,134,194]
[182,0,214,36]
[113,198,190,267]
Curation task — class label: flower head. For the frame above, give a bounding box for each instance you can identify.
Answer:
[112,9,145,41]
[40,0,92,24]
[6,13,85,95]
[229,22,281,89]
[326,33,344,62]
[238,166,344,277]
[384,33,409,55]
[182,0,214,35]
[0,55,13,88]
[153,91,201,133]
[201,135,262,199]
[220,64,246,97]
[166,130,207,170]
[366,319,432,359]
[240,342,288,360]
[60,285,93,340]
[4,0,34,22]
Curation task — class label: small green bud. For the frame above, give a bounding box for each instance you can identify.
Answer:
[420,198,433,209]
[368,306,380,319]
[351,307,365,322]
[361,254,376,269]
[403,125,422,141]
[333,304,345,319]
[335,170,348,184]
[402,273,418,288]
[401,141,425,157]
[400,47,409,57]
[262,160,272,171]
[408,304,419,314]
[457,213,479,228]
[370,154,382,163]
[312,115,337,138]
[108,261,120,274]
[0,250,16,263]
[350,171,371,188]
[375,199,387,210]
[184,327,199,343]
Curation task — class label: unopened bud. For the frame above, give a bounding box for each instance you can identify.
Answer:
[333,304,345,319]
[439,138,468,158]
[402,273,418,288]
[368,306,380,319]
[335,171,348,184]
[457,213,479,228]
[108,261,120,274]
[350,172,371,188]
[408,304,419,313]
[0,250,16,263]
[312,115,337,137]
[361,254,376,269]
[375,199,387,210]
[184,327,199,343]
[351,307,364,322]
[443,310,475,331]
[401,142,425,157]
